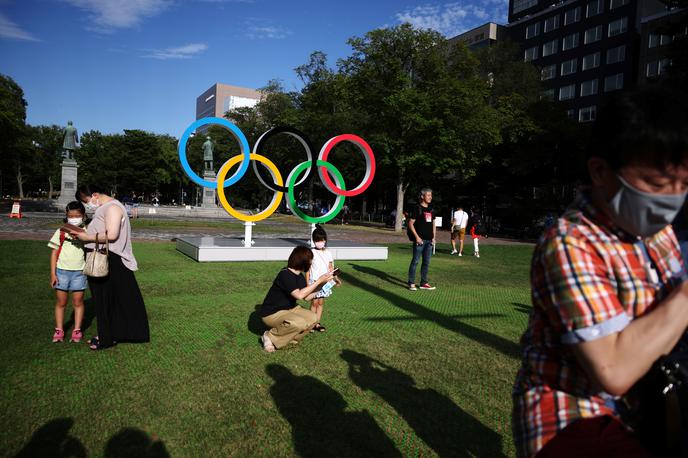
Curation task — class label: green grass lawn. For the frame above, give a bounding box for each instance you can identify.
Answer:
[0,240,533,457]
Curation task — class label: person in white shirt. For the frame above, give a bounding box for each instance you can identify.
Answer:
[306,224,341,332]
[450,206,469,256]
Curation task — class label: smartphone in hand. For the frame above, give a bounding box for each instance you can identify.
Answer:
[332,268,341,276]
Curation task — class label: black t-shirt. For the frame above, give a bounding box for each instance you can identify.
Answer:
[409,205,435,241]
[260,268,306,317]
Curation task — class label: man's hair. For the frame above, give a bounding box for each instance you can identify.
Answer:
[311,224,327,243]
[419,188,432,201]
[287,246,313,271]
[588,86,688,171]
[75,184,107,202]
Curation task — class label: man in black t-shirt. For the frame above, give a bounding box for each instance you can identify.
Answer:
[407,188,437,291]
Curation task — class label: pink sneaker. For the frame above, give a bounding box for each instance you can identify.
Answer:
[70,329,83,343]
[52,328,64,343]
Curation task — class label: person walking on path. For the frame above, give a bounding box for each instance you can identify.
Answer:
[450,205,469,256]
[70,184,150,350]
[407,188,436,291]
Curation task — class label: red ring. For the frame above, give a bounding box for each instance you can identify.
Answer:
[318,134,376,197]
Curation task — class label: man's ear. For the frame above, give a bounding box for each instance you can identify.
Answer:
[587,157,613,187]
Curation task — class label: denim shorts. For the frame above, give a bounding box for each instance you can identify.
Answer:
[55,268,88,291]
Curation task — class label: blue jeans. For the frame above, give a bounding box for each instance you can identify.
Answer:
[408,240,433,285]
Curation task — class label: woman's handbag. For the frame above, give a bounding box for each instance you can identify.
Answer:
[83,232,109,277]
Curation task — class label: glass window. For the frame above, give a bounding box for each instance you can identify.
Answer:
[541,88,555,100]
[524,46,539,62]
[587,0,602,17]
[559,84,576,100]
[580,79,598,96]
[543,39,559,56]
[606,45,625,64]
[609,0,628,9]
[579,105,597,122]
[604,73,624,91]
[659,58,671,74]
[646,61,658,77]
[541,64,557,80]
[566,108,577,119]
[608,17,628,37]
[563,33,579,50]
[582,52,601,70]
[514,0,538,14]
[648,33,659,48]
[564,7,581,25]
[584,25,603,44]
[660,34,672,45]
[561,58,578,76]
[544,15,560,33]
[526,22,540,39]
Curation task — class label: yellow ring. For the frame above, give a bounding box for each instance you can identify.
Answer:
[216,153,283,222]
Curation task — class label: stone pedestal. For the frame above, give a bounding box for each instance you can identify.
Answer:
[56,159,78,209]
[202,170,217,208]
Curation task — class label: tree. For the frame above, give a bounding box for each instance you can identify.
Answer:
[0,74,29,197]
[28,125,63,199]
[340,24,501,231]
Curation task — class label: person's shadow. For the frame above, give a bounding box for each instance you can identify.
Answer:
[341,350,505,457]
[266,364,401,457]
[103,428,169,458]
[13,417,86,458]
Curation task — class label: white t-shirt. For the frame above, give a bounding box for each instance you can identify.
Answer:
[309,248,333,283]
[452,210,468,229]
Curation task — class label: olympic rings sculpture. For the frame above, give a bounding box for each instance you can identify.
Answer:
[178,117,376,224]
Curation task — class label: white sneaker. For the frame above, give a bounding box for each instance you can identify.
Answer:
[476,253,480,258]
[450,250,458,255]
[458,253,463,257]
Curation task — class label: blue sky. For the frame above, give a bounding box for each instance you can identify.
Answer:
[0,0,507,137]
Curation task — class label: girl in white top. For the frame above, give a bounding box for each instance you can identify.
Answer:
[306,224,341,332]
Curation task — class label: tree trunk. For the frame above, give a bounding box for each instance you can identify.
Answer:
[48,176,54,200]
[394,172,408,233]
[16,164,24,199]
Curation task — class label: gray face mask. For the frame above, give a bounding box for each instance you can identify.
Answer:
[608,175,687,238]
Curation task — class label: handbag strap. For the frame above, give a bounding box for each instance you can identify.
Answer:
[103,230,109,254]
[56,230,66,262]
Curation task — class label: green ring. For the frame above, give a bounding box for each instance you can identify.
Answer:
[287,160,346,224]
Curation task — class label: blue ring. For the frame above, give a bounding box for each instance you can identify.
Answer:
[178,117,251,188]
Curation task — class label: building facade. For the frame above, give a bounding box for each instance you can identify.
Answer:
[637,7,688,84]
[195,83,262,121]
[449,22,506,49]
[508,0,668,122]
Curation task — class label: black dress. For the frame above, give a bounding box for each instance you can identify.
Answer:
[88,252,150,347]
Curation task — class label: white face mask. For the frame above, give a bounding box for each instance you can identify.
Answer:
[85,196,100,211]
[67,217,83,226]
[314,241,326,249]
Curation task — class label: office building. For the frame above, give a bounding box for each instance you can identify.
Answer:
[449,22,506,49]
[196,83,262,121]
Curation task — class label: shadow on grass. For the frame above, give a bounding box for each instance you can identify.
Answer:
[350,264,407,287]
[63,298,96,335]
[266,364,401,457]
[14,418,168,458]
[512,303,532,315]
[341,350,506,457]
[366,313,505,322]
[247,304,264,336]
[340,269,520,359]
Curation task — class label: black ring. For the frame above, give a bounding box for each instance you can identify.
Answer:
[252,126,318,194]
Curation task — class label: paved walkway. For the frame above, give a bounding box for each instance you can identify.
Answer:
[0,212,534,246]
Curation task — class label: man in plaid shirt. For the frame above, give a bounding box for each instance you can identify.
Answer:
[513,87,688,457]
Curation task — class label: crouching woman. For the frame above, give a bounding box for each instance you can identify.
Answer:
[259,246,334,352]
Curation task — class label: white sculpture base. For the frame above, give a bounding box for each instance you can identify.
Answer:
[202,170,217,208]
[55,159,78,209]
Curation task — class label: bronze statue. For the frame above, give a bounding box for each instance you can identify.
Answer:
[203,136,214,171]
[62,121,79,160]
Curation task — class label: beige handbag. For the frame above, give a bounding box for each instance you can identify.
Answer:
[83,232,109,277]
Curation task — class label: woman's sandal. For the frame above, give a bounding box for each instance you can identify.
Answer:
[261,332,276,353]
[88,336,115,351]
[313,324,326,332]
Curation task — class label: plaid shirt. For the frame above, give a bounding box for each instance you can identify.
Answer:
[512,192,685,457]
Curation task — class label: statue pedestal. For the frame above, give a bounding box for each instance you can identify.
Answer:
[202,170,217,208]
[56,159,78,209]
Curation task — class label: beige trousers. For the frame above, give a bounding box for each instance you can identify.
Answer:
[262,306,317,349]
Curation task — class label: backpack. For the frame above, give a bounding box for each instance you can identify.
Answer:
[469,214,486,236]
